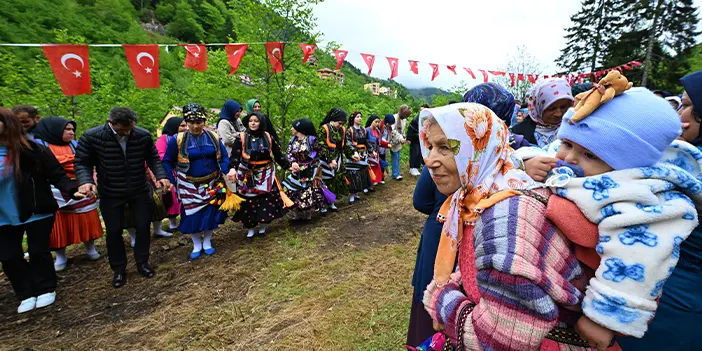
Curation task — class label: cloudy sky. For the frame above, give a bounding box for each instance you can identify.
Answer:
[313,0,702,90]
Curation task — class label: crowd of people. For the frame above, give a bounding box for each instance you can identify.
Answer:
[2,66,702,351]
[0,98,420,314]
[407,69,702,351]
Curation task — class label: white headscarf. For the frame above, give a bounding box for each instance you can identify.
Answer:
[527,78,574,147]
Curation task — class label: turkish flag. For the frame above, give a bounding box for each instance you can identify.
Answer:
[622,64,632,70]
[446,65,457,75]
[183,44,207,71]
[361,53,375,75]
[464,68,476,79]
[42,44,91,96]
[334,50,348,70]
[479,70,489,83]
[387,57,399,79]
[517,73,525,81]
[527,74,538,83]
[630,61,643,67]
[409,60,419,74]
[266,42,284,73]
[429,63,440,81]
[299,43,316,63]
[123,44,159,89]
[544,75,550,79]
[489,71,506,77]
[509,73,516,87]
[225,44,248,75]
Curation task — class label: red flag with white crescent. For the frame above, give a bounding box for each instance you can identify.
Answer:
[517,73,525,82]
[386,57,399,80]
[464,68,476,79]
[446,65,457,75]
[123,44,159,89]
[266,42,284,73]
[361,53,375,75]
[299,43,316,63]
[409,60,419,75]
[183,44,207,71]
[479,70,489,83]
[429,63,440,81]
[489,71,506,77]
[527,74,538,83]
[509,73,516,87]
[334,50,348,70]
[225,44,248,75]
[42,44,91,96]
[630,61,643,67]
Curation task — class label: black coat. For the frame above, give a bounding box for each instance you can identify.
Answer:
[74,123,167,198]
[510,118,537,145]
[407,116,420,144]
[17,140,77,223]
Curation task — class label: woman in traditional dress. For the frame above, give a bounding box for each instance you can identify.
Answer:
[33,116,103,271]
[345,111,372,203]
[282,118,333,220]
[155,117,186,231]
[227,112,292,240]
[162,103,229,259]
[365,114,390,187]
[315,108,352,211]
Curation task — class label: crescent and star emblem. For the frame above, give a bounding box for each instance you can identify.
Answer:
[61,53,84,78]
[136,52,155,73]
[187,45,201,58]
[271,48,281,61]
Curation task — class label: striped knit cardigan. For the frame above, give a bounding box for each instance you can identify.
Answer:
[424,189,593,350]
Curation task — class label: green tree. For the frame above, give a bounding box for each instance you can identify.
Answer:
[166,1,205,43]
[556,0,632,73]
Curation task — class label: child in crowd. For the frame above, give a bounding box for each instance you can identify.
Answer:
[521,86,702,350]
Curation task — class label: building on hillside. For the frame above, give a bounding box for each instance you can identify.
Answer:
[308,55,319,67]
[158,106,219,137]
[364,82,380,95]
[239,74,254,86]
[317,68,344,85]
[364,83,396,98]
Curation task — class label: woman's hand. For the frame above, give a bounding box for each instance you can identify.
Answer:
[330,160,338,169]
[575,316,615,351]
[525,156,559,181]
[291,162,300,173]
[353,152,361,161]
[226,169,237,182]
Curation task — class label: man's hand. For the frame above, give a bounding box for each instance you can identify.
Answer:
[73,191,87,199]
[524,156,559,182]
[576,316,615,351]
[78,184,97,199]
[405,140,411,145]
[155,179,171,191]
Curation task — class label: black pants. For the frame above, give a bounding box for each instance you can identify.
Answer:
[409,143,424,169]
[100,193,153,272]
[406,296,436,347]
[0,216,57,301]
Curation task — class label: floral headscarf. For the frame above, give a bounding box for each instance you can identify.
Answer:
[419,103,535,284]
[527,78,573,147]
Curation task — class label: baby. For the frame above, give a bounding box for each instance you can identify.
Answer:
[520,86,702,350]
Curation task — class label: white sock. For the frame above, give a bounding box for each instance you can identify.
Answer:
[190,233,203,253]
[363,188,369,193]
[321,208,328,213]
[258,226,267,234]
[203,230,214,250]
[54,248,67,266]
[152,220,167,234]
[168,217,178,229]
[84,240,98,256]
[127,228,136,247]
[247,229,255,238]
[349,194,356,203]
[330,204,338,210]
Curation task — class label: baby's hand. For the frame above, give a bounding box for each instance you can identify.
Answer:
[525,156,559,181]
[575,316,614,351]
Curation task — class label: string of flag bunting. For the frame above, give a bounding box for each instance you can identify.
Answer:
[0,42,643,97]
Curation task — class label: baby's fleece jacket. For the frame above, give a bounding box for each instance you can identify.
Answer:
[538,141,702,337]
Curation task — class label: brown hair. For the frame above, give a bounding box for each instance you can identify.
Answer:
[399,105,411,118]
[0,107,31,178]
[11,105,38,117]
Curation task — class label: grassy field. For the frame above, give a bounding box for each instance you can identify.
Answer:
[0,176,424,351]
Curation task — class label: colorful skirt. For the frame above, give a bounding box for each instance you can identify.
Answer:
[232,180,288,228]
[49,209,104,249]
[175,172,227,234]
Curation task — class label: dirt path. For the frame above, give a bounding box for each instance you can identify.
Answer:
[0,174,426,350]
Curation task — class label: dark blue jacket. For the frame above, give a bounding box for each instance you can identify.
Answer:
[411,167,448,302]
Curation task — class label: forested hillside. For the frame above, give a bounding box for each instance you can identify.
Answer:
[0,0,421,139]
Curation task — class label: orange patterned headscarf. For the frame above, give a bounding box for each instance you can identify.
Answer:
[419,103,535,285]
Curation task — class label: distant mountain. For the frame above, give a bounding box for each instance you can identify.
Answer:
[408,87,451,102]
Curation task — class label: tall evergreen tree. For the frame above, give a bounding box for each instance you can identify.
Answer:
[556,0,631,74]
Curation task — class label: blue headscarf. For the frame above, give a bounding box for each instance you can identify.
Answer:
[384,113,395,125]
[681,70,702,116]
[461,83,516,124]
[219,100,242,122]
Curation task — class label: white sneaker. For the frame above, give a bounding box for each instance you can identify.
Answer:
[86,251,101,261]
[410,168,421,176]
[18,297,37,313]
[36,292,56,309]
[54,262,67,271]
